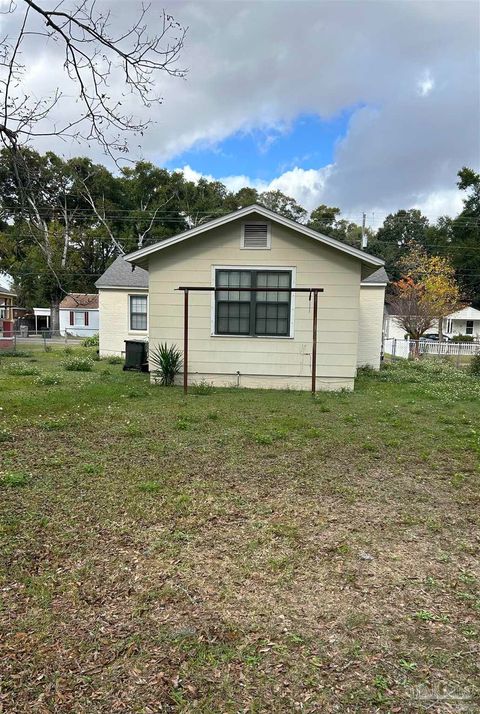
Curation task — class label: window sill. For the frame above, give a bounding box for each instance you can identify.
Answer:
[211,333,294,340]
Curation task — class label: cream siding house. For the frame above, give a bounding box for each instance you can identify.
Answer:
[95,257,149,356]
[119,205,385,391]
[358,269,389,369]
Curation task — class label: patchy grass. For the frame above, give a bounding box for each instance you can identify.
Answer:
[0,350,479,712]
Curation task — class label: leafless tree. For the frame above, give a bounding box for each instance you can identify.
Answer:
[0,0,186,330]
[0,0,186,159]
[389,279,435,357]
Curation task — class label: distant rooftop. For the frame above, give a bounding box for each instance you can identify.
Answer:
[60,293,99,310]
[0,282,16,296]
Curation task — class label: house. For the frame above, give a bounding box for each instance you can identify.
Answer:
[385,304,480,342]
[0,282,16,334]
[95,257,149,355]
[96,204,386,391]
[444,306,480,339]
[59,294,99,337]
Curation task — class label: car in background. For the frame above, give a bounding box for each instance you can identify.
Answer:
[420,333,452,342]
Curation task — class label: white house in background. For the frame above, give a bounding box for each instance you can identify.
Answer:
[384,304,480,342]
[444,306,480,339]
[95,205,388,390]
[95,257,148,356]
[59,293,99,337]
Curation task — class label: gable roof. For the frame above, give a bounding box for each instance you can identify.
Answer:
[361,267,389,285]
[60,293,99,310]
[124,204,385,271]
[447,305,480,321]
[95,255,149,289]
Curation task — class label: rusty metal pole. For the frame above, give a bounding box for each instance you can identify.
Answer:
[311,289,318,395]
[183,288,189,395]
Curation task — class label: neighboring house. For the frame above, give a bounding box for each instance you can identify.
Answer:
[95,257,149,356]
[0,281,16,320]
[385,304,480,341]
[104,204,386,391]
[59,294,99,337]
[444,306,480,339]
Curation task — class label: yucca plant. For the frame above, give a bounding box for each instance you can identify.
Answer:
[151,343,183,386]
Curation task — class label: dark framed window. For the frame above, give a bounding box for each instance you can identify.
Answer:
[130,295,148,331]
[215,269,291,336]
[466,320,474,335]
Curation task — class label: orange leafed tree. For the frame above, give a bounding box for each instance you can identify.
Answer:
[390,245,463,344]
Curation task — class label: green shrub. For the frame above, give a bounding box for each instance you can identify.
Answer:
[106,355,123,365]
[451,334,474,343]
[151,343,182,386]
[0,350,31,358]
[64,346,73,355]
[62,356,94,372]
[470,354,480,376]
[5,362,40,376]
[82,333,99,348]
[35,373,62,386]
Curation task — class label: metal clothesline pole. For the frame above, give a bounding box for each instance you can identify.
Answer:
[177,286,324,396]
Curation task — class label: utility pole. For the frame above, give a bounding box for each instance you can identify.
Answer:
[361,212,367,249]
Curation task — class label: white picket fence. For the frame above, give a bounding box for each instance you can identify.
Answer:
[384,337,480,361]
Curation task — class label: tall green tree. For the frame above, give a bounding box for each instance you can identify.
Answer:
[308,204,373,247]
[258,190,307,222]
[368,209,430,281]
[447,167,480,308]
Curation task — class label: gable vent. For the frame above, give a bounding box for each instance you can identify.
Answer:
[243,223,269,248]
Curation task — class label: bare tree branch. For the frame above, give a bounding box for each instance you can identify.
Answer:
[0,0,186,158]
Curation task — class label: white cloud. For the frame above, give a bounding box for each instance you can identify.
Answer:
[1,1,478,220]
[417,70,435,97]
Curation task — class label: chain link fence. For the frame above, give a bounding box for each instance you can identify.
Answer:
[0,328,98,353]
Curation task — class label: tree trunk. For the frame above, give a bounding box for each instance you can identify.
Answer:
[50,297,60,335]
[438,316,444,343]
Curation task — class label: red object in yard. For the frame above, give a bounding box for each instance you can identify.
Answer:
[2,320,13,337]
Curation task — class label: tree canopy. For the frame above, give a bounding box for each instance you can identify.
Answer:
[0,151,478,328]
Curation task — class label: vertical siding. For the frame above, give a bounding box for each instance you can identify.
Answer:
[148,217,363,389]
[357,285,386,369]
[99,288,148,356]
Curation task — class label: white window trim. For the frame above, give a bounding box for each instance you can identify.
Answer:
[210,265,296,339]
[240,222,271,250]
[128,293,149,333]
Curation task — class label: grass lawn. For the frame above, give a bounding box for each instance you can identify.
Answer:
[1,348,479,712]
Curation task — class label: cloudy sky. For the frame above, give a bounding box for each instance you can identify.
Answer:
[2,0,479,224]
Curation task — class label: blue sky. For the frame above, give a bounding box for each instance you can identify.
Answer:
[164,112,352,183]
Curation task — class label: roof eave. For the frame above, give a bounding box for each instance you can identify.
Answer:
[124,204,385,269]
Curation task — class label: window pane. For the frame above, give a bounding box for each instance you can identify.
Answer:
[74,312,84,326]
[130,295,147,330]
[131,314,147,330]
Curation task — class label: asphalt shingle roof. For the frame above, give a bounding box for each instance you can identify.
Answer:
[362,267,389,284]
[60,293,99,309]
[95,256,149,289]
